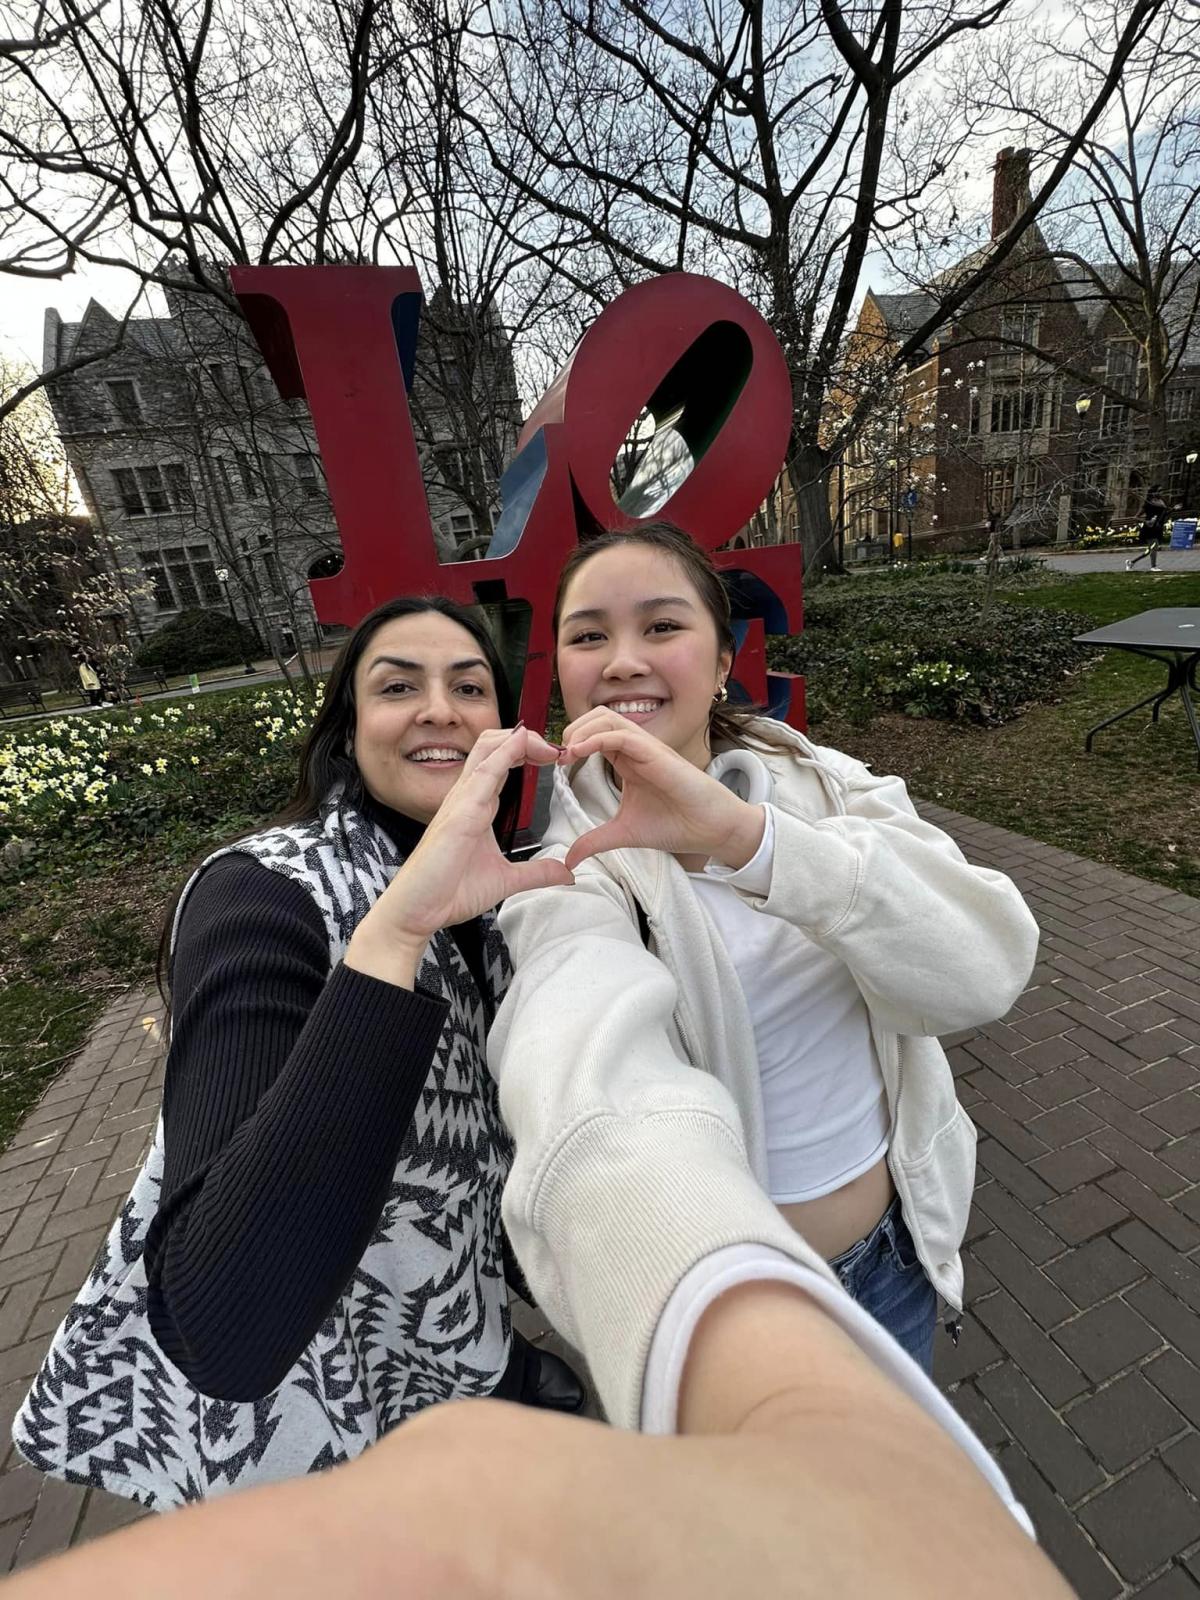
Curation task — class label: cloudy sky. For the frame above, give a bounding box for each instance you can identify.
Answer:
[0,261,158,372]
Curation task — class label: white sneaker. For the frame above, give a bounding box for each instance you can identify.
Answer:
[1124,560,1132,570]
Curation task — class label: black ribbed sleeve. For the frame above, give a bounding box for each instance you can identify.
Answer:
[144,850,450,1401]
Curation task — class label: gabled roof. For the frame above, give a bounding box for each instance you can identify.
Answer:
[869,291,937,338]
[1058,260,1199,365]
[867,255,1198,371]
[1058,261,1130,331]
[44,299,186,375]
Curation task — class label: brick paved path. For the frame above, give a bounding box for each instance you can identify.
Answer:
[1,808,1200,1592]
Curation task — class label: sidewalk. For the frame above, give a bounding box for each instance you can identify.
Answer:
[0,810,1199,1592]
[846,547,1200,578]
[1,648,340,727]
[1042,549,1200,575]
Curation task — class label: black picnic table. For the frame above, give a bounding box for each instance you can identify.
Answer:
[1074,608,1200,769]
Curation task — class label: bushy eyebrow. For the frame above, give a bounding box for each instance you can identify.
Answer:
[366,655,490,674]
[561,596,696,626]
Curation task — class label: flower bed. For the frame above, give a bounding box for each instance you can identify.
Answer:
[0,682,322,848]
[1072,523,1143,550]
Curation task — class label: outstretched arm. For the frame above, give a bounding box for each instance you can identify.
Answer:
[4,1280,1069,1600]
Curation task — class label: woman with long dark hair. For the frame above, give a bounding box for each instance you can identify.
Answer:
[16,595,583,1510]
[491,524,1039,1379]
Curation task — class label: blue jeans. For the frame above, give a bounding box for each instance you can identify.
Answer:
[829,1196,938,1375]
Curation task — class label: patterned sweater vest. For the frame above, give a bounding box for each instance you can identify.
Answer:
[12,793,514,1508]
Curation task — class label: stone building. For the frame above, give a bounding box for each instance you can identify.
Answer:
[836,149,1200,556]
[42,283,523,655]
[1084,266,1200,518]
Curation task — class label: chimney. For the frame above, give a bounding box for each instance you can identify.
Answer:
[992,147,1032,239]
[42,307,63,375]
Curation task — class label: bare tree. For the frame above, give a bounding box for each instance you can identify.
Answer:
[0,0,581,578]
[960,0,1200,481]
[840,0,1200,543]
[351,0,593,547]
[0,356,143,684]
[439,0,1165,570]
[2,0,1169,575]
[0,0,408,418]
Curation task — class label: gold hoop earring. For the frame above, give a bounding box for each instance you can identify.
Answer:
[713,683,728,705]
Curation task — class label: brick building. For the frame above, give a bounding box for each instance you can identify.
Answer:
[837,149,1200,556]
[42,284,523,655]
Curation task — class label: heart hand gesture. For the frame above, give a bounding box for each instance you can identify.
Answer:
[559,709,765,872]
[347,726,573,986]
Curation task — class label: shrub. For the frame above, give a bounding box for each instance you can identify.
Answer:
[859,554,1048,580]
[134,608,262,675]
[768,581,1092,726]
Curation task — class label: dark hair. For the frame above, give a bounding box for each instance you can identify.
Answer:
[273,594,519,830]
[552,520,788,754]
[156,594,518,1005]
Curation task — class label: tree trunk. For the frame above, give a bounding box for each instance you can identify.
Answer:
[982,516,1004,616]
[787,442,835,576]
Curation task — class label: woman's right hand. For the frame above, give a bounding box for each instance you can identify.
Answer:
[558,709,764,872]
[345,726,573,988]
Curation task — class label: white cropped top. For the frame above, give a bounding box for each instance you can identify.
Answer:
[689,753,890,1205]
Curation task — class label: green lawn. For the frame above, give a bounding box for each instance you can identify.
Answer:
[816,570,1200,896]
[0,882,160,1141]
[0,679,289,1150]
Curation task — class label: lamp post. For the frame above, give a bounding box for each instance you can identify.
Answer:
[886,456,898,563]
[1185,451,1198,515]
[899,486,918,561]
[1071,394,1092,540]
[215,568,257,675]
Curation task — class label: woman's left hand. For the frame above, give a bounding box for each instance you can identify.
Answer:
[346,726,573,988]
[559,708,765,871]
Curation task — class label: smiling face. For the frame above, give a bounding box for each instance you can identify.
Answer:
[555,544,732,770]
[352,612,502,821]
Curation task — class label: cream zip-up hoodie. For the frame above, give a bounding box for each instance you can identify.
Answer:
[489,720,1039,1429]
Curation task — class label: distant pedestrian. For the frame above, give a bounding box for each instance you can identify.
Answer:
[1127,485,1170,571]
[77,657,102,706]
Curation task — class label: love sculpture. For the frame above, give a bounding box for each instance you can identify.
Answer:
[229,266,804,818]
